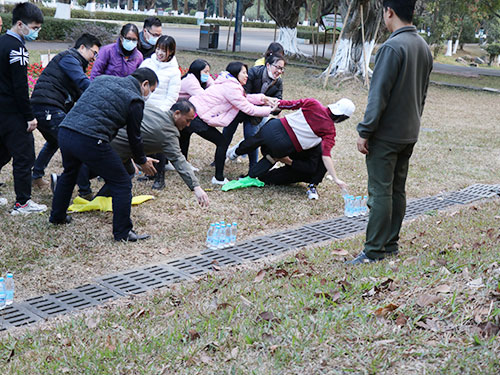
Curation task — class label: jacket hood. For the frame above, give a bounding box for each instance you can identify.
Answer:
[214,71,241,86]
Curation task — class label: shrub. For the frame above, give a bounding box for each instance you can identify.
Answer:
[0,13,118,41]
[485,42,500,65]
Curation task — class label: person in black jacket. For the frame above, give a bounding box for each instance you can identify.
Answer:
[259,143,327,200]
[138,17,163,59]
[0,2,45,215]
[30,34,101,195]
[223,54,285,170]
[49,68,159,242]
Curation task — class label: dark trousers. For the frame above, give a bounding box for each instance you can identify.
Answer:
[50,128,133,240]
[364,138,415,260]
[32,107,92,196]
[222,112,261,168]
[236,118,295,178]
[0,112,35,204]
[179,117,229,181]
[260,164,327,186]
[32,106,65,179]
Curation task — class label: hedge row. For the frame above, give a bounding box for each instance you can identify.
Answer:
[0,13,118,41]
[2,4,316,32]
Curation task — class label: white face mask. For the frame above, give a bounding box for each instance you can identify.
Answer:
[267,66,276,80]
[143,92,151,102]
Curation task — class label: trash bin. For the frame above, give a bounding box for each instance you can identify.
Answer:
[199,24,210,49]
[209,24,219,49]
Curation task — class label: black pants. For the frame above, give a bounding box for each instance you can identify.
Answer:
[0,112,35,204]
[236,118,295,178]
[179,117,229,181]
[259,164,327,186]
[50,128,133,241]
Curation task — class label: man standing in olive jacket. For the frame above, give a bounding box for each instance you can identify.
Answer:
[349,0,433,264]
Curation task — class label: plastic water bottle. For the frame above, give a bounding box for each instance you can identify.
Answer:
[343,194,350,217]
[206,224,216,249]
[230,222,237,246]
[354,196,362,216]
[0,277,6,311]
[362,196,368,215]
[5,273,14,305]
[213,223,221,249]
[218,223,227,249]
[225,224,232,247]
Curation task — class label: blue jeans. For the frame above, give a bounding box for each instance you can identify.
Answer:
[50,128,133,240]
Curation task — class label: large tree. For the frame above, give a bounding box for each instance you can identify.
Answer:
[325,0,383,78]
[264,0,306,55]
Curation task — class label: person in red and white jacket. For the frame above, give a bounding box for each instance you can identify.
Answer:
[227,97,355,191]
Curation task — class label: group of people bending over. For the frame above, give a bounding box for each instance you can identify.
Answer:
[0,3,355,241]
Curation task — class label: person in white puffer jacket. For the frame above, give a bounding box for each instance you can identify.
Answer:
[139,35,181,189]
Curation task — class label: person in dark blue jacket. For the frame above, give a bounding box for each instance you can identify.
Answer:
[30,34,101,196]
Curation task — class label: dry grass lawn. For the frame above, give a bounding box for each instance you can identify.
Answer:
[0,51,499,302]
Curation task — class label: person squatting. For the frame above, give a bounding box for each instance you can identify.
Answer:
[1,3,366,243]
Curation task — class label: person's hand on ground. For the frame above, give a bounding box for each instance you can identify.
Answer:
[334,178,349,192]
[357,136,369,154]
[140,157,159,176]
[27,118,37,132]
[194,186,209,207]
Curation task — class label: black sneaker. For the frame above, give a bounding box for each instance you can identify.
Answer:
[345,252,381,265]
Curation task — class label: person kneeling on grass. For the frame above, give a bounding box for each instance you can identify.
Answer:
[227,98,355,192]
[49,68,158,242]
[259,143,326,200]
[95,100,209,207]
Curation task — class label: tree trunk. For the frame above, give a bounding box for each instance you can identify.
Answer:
[257,0,261,20]
[128,0,133,11]
[445,39,453,56]
[197,0,208,11]
[219,0,224,17]
[265,0,306,56]
[184,0,189,14]
[326,0,383,78]
[172,0,178,11]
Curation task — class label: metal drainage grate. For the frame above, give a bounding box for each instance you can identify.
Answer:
[97,267,173,296]
[23,294,75,319]
[166,257,214,279]
[0,304,41,330]
[267,226,333,248]
[226,237,290,262]
[460,184,499,198]
[442,191,484,204]
[47,284,119,312]
[304,216,367,239]
[405,196,457,219]
[197,250,243,266]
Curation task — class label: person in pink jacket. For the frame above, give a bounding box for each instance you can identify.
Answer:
[184,62,278,185]
[179,59,214,100]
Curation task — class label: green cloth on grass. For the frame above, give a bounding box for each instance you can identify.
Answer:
[221,176,265,191]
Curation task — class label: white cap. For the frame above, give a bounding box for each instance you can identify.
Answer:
[328,98,355,117]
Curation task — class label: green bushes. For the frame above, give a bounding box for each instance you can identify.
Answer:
[0,13,118,41]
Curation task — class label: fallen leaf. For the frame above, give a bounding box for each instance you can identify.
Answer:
[188,330,200,341]
[416,318,440,331]
[320,278,327,286]
[240,295,253,307]
[85,317,99,329]
[338,279,352,291]
[452,243,462,250]
[374,303,399,318]
[254,270,265,283]
[417,294,442,307]
[468,278,485,288]
[135,309,146,319]
[231,347,239,359]
[395,314,408,326]
[61,338,71,347]
[262,333,275,341]
[217,303,232,310]
[268,345,279,355]
[440,266,451,275]
[275,269,289,278]
[434,284,452,294]
[199,352,212,364]
[164,310,176,318]
[478,322,500,338]
[257,311,280,323]
[105,335,116,351]
[331,248,349,256]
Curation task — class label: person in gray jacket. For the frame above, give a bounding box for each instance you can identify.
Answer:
[109,100,210,207]
[349,0,433,264]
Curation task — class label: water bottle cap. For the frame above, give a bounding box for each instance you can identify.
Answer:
[356,196,361,200]
[6,273,13,278]
[227,224,231,227]
[210,223,215,226]
[232,222,237,225]
[0,277,4,282]
[220,221,225,224]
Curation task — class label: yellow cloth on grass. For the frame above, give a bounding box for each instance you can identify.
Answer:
[68,195,154,212]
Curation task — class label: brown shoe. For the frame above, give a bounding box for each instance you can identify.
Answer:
[32,177,49,189]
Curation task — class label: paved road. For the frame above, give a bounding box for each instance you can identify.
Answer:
[26,24,500,77]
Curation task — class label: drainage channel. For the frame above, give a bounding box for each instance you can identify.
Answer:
[1,183,498,331]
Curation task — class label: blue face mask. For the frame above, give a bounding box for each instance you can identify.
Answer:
[200,73,210,83]
[148,35,159,46]
[23,24,40,41]
[122,38,138,52]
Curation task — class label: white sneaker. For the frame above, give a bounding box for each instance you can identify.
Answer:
[226,143,240,161]
[11,199,47,215]
[0,197,7,206]
[211,176,229,185]
[164,162,175,171]
[187,162,200,172]
[306,185,319,200]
